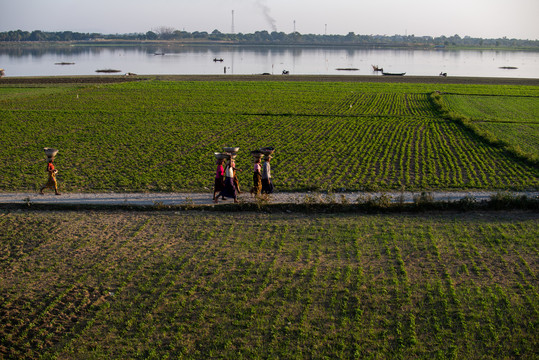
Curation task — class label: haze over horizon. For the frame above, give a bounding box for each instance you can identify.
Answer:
[1,0,538,40]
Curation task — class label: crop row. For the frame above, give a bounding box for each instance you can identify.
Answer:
[1,211,537,359]
[442,94,539,123]
[441,93,539,161]
[1,81,537,192]
[1,108,537,192]
[1,83,438,118]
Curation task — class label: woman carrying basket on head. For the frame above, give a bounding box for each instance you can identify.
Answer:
[261,155,274,194]
[213,158,226,201]
[40,148,61,195]
[250,156,262,197]
[214,157,238,203]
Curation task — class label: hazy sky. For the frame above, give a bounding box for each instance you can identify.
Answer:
[1,0,537,39]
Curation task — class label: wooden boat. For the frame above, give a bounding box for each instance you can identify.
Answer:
[55,62,75,65]
[336,68,359,71]
[95,69,121,73]
[382,72,406,76]
[213,58,224,62]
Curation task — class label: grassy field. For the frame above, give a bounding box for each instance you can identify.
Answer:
[0,79,538,192]
[442,94,539,159]
[0,210,538,359]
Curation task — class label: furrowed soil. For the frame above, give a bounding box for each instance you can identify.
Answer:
[0,210,537,359]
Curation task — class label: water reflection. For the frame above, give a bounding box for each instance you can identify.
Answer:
[0,45,537,78]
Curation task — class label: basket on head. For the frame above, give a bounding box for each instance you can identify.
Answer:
[260,147,275,156]
[44,148,58,158]
[214,152,229,160]
[250,150,263,159]
[223,147,239,154]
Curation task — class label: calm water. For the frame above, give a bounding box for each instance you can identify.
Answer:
[1,45,538,78]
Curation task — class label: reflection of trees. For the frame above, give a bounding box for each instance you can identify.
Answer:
[0,46,112,59]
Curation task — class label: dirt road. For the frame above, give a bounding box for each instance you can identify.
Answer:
[1,191,537,207]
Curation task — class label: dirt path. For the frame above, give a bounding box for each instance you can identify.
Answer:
[1,191,537,207]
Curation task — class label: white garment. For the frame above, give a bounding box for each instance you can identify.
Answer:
[225,165,234,178]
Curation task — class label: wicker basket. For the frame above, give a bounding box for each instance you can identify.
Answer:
[44,148,58,158]
[250,150,263,158]
[223,147,239,153]
[260,147,275,156]
[214,152,229,160]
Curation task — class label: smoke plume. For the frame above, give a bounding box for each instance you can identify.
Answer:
[256,0,277,32]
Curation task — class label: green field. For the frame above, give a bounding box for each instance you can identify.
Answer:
[442,94,539,159]
[1,80,538,192]
[1,210,538,359]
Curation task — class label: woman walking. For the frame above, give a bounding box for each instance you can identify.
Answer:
[250,157,262,196]
[40,150,61,195]
[213,159,225,201]
[230,158,242,194]
[261,156,274,194]
[214,158,238,203]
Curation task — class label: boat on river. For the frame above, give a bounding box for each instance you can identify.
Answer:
[95,69,122,73]
[382,71,406,76]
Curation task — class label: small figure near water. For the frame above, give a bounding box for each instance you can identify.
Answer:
[40,148,61,195]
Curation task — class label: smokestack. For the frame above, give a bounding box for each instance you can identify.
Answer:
[231,10,235,34]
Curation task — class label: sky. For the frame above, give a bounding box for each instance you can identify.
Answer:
[1,0,538,40]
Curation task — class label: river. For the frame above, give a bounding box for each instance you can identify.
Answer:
[0,45,538,78]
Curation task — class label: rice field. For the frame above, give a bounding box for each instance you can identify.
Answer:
[0,210,537,359]
[442,93,539,159]
[0,80,537,192]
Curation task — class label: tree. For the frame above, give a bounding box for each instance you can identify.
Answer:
[145,31,158,40]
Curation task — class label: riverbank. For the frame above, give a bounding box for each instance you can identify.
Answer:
[2,74,539,86]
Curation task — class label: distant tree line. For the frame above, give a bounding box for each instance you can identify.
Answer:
[1,29,537,48]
